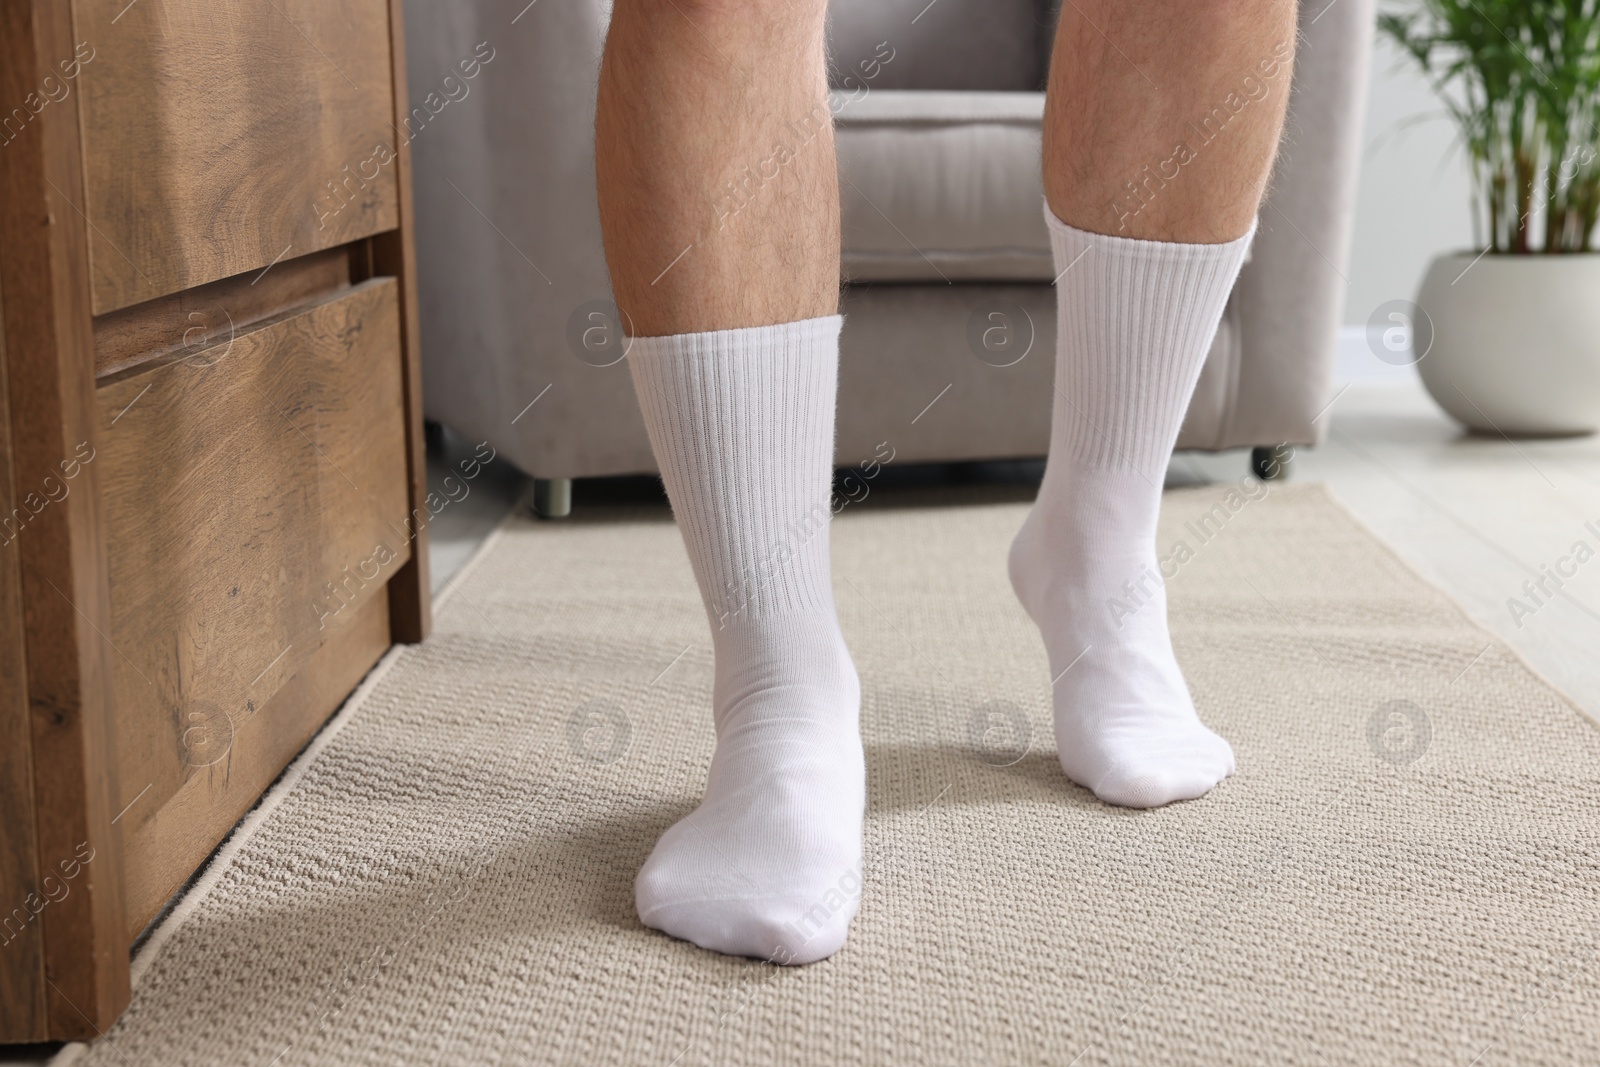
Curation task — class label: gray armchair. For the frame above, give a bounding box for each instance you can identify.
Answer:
[402,0,1375,497]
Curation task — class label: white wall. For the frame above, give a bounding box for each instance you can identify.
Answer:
[1334,35,1477,381]
[1346,36,1477,324]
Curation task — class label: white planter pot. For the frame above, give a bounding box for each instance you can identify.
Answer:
[1415,251,1600,436]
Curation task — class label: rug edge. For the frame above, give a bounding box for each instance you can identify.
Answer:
[47,500,532,1066]
[1309,481,1600,735]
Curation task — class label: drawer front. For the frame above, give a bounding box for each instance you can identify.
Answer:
[74,0,400,314]
[95,279,410,928]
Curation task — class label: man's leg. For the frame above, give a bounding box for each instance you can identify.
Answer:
[1011,0,1296,807]
[596,0,862,963]
[1044,0,1295,241]
[596,0,839,334]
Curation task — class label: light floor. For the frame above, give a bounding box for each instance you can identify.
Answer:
[424,427,534,596]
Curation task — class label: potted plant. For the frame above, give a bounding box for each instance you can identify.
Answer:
[1382,0,1600,434]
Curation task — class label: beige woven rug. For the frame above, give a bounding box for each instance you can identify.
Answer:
[60,482,1600,1066]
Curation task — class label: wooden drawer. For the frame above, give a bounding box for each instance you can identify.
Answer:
[2,0,427,1040]
[74,0,400,314]
[95,278,411,931]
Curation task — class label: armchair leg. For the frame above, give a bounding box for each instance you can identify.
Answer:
[423,418,445,452]
[1251,445,1293,481]
[532,478,572,519]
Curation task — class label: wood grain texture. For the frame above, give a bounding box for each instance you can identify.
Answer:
[2,0,424,1039]
[95,279,412,911]
[0,250,48,1041]
[93,247,351,380]
[0,0,131,1041]
[374,0,431,643]
[73,0,399,314]
[121,587,392,935]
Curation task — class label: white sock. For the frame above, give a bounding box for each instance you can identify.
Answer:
[1009,208,1254,808]
[628,314,863,965]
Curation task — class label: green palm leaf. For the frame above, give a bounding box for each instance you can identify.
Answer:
[1379,0,1600,251]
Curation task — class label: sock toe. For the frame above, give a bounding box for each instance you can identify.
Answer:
[1087,738,1235,808]
[637,883,858,965]
[1091,765,1223,808]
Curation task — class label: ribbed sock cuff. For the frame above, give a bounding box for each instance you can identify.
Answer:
[1045,205,1255,478]
[627,314,843,626]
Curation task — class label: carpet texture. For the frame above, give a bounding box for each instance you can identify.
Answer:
[60,482,1600,1066]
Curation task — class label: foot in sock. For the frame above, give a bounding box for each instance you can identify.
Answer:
[1012,209,1251,808]
[1010,467,1234,807]
[636,614,862,965]
[628,316,864,964]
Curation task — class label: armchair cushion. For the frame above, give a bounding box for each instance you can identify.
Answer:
[835,90,1053,283]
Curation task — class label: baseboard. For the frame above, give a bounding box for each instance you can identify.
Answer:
[1334,324,1422,386]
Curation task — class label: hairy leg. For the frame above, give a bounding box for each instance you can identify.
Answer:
[1014,0,1297,807]
[595,0,839,334]
[1044,0,1297,241]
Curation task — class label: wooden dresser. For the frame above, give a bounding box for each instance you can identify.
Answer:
[0,0,431,1040]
